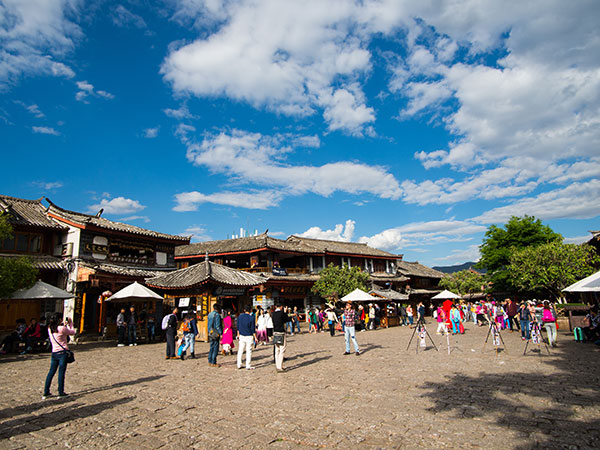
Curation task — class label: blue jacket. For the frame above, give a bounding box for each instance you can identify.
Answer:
[237,313,255,336]
[207,311,222,336]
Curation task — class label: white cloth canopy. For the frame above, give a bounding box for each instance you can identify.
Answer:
[563,270,600,293]
[431,289,461,300]
[10,280,73,300]
[340,288,379,302]
[106,281,163,302]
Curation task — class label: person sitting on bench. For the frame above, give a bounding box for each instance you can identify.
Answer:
[583,309,599,343]
[21,318,43,354]
[0,319,27,354]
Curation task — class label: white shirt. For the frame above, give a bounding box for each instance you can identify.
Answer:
[265,313,273,329]
[257,315,267,331]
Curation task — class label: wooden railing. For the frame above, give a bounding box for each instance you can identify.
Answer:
[239,267,308,274]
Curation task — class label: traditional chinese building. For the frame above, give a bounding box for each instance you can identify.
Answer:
[45,198,189,334]
[397,261,444,302]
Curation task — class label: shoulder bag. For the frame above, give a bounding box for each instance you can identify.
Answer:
[50,331,75,364]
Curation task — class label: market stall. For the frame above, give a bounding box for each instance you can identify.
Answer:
[369,288,408,327]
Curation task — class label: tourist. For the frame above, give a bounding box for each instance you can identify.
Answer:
[265,308,274,342]
[518,302,532,340]
[207,305,222,367]
[116,308,126,347]
[450,305,461,334]
[43,315,76,399]
[406,305,414,326]
[20,318,42,354]
[189,313,199,358]
[256,309,268,345]
[164,307,178,359]
[326,307,338,336]
[221,310,235,355]
[435,306,446,334]
[582,309,599,343]
[0,318,27,354]
[177,315,192,360]
[417,302,426,323]
[292,306,301,334]
[127,306,137,346]
[272,304,290,372]
[399,304,407,326]
[147,311,156,342]
[237,305,256,370]
[357,304,366,331]
[309,309,318,333]
[493,302,505,330]
[368,304,376,330]
[542,301,558,347]
[342,302,360,356]
[507,299,520,332]
[284,307,292,334]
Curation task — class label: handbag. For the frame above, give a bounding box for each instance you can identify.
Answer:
[273,332,285,346]
[50,331,75,364]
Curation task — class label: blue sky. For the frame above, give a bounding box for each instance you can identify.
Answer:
[1,0,599,266]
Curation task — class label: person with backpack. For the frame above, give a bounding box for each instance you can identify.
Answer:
[162,307,178,359]
[542,301,558,347]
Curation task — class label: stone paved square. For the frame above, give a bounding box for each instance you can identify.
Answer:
[1,323,599,449]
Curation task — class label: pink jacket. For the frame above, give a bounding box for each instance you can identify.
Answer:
[49,324,76,352]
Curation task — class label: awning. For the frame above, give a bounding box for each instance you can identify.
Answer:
[340,288,379,302]
[10,280,73,300]
[563,270,600,293]
[431,289,461,300]
[106,281,163,302]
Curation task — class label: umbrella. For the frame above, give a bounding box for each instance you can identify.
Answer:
[431,289,461,300]
[106,282,163,302]
[563,270,600,292]
[11,280,73,300]
[340,288,379,302]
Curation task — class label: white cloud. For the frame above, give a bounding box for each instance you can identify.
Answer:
[75,80,114,102]
[433,245,481,264]
[0,0,82,88]
[163,104,196,120]
[112,5,147,29]
[14,101,44,118]
[33,181,63,190]
[120,215,150,223]
[143,127,159,138]
[173,190,283,211]
[563,235,591,245]
[297,220,355,242]
[180,225,212,242]
[32,126,59,135]
[88,197,146,215]
[183,129,402,200]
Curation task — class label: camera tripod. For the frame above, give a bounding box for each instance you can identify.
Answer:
[406,318,438,353]
[483,320,507,356]
[523,321,551,356]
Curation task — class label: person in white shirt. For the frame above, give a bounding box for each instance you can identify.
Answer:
[265,309,274,343]
[325,308,338,336]
[256,309,268,345]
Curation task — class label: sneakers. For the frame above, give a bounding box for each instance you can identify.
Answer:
[129,344,133,347]
[246,366,255,370]
[343,351,351,355]
[117,344,125,347]
[42,393,53,400]
[58,393,69,399]
[355,351,361,356]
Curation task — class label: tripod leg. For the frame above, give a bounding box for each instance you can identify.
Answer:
[424,326,438,351]
[523,339,529,355]
[406,324,418,351]
[482,324,492,351]
[498,330,508,354]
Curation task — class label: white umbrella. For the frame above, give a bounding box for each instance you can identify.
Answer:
[563,270,600,292]
[340,288,379,302]
[106,282,163,302]
[431,289,461,300]
[11,280,73,300]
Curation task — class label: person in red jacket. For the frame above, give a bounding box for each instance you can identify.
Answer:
[21,318,42,354]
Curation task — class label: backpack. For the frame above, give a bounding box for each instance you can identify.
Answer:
[574,327,584,342]
[542,309,555,323]
[161,314,172,330]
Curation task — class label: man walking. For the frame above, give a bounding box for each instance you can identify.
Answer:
[237,305,256,370]
[343,302,360,356]
[272,304,290,372]
[507,298,520,332]
[116,308,126,347]
[164,307,178,359]
[207,305,222,367]
[127,306,137,346]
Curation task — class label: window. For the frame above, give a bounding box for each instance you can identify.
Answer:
[16,234,28,252]
[156,251,167,266]
[1,233,42,253]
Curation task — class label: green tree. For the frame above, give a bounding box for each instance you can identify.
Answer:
[311,263,370,300]
[0,213,37,298]
[508,242,600,300]
[438,269,485,296]
[477,215,562,292]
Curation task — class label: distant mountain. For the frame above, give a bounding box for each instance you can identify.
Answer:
[432,261,486,274]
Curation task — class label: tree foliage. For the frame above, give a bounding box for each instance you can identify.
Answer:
[508,242,600,300]
[477,215,562,292]
[438,269,485,296]
[0,213,37,298]
[311,263,370,299]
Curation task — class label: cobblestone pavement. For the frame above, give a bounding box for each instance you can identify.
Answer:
[1,322,599,450]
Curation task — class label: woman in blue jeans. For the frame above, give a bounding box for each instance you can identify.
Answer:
[43,315,76,399]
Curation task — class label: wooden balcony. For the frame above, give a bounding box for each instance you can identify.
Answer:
[239,267,308,274]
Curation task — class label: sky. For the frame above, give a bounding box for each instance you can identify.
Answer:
[1,0,599,267]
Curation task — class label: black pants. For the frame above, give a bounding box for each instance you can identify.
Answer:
[329,322,335,336]
[166,329,176,357]
[117,326,126,345]
[508,315,520,331]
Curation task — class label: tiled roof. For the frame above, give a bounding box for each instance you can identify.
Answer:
[79,261,169,278]
[175,233,316,257]
[369,272,409,282]
[0,195,65,230]
[397,261,444,279]
[147,260,266,289]
[46,198,189,243]
[0,254,64,270]
[286,236,400,258]
[369,288,408,301]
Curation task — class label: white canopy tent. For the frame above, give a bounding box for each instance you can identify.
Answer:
[11,280,73,300]
[563,270,600,293]
[431,289,461,300]
[340,288,379,302]
[106,281,163,303]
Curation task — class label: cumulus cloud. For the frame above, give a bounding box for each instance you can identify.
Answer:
[88,196,146,215]
[163,104,196,120]
[75,80,115,102]
[180,225,212,242]
[32,126,60,135]
[173,190,283,211]
[143,127,159,138]
[0,0,81,88]
[433,245,481,264]
[297,220,356,242]
[112,5,147,29]
[183,129,402,200]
